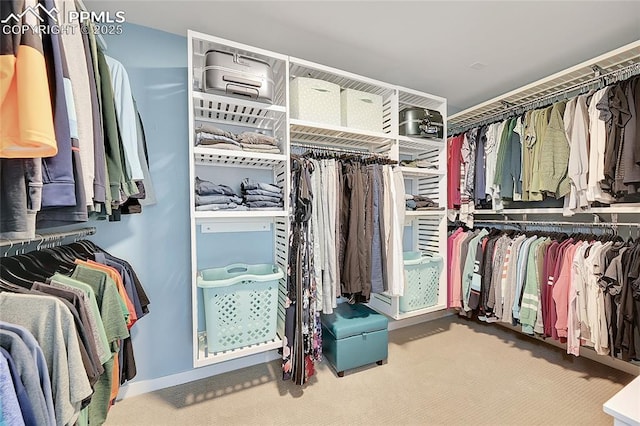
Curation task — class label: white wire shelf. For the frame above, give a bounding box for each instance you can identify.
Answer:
[470,204,640,215]
[193,91,285,130]
[400,166,445,177]
[398,86,447,111]
[194,146,286,169]
[398,135,445,154]
[449,40,640,132]
[405,210,446,217]
[289,57,395,98]
[196,332,282,367]
[194,210,287,220]
[290,119,394,151]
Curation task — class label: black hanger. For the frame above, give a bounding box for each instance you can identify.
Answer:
[0,257,39,288]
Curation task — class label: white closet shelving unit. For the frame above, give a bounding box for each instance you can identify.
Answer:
[188,30,449,367]
[368,87,448,320]
[288,56,397,153]
[188,31,290,367]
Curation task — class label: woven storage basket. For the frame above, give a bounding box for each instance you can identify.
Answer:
[197,263,283,353]
[399,252,443,313]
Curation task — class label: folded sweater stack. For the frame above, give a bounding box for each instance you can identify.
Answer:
[195,124,280,154]
[194,177,247,212]
[241,178,284,210]
[405,194,440,210]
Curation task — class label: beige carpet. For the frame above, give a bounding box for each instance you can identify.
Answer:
[105,316,635,426]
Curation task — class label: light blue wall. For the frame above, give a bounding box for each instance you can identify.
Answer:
[90,23,274,382]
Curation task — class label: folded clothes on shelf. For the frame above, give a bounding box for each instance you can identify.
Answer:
[405,194,439,210]
[237,132,277,146]
[246,200,283,208]
[244,194,283,203]
[195,177,236,196]
[196,132,241,147]
[194,178,284,212]
[195,203,249,212]
[194,124,281,153]
[240,178,284,209]
[244,188,283,197]
[400,159,437,169]
[195,194,243,206]
[240,144,281,153]
[247,206,283,211]
[241,178,282,194]
[195,123,237,140]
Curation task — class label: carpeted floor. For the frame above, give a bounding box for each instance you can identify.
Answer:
[104,316,635,425]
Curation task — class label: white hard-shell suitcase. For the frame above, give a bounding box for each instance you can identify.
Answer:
[203,50,274,103]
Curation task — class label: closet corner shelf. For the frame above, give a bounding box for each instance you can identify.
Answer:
[400,166,445,177]
[194,147,287,168]
[194,210,287,220]
[196,333,283,367]
[398,135,445,154]
[289,119,394,151]
[289,57,395,98]
[398,87,447,111]
[192,91,285,129]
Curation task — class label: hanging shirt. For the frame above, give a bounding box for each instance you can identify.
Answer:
[0,0,57,158]
[587,88,615,203]
[60,0,96,206]
[105,56,145,181]
[0,293,93,426]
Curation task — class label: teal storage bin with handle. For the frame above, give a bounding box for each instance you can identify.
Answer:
[400,252,443,313]
[197,263,283,353]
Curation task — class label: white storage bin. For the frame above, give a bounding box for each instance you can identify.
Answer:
[341,89,383,132]
[290,77,341,126]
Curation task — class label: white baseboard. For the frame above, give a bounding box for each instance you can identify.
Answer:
[116,350,281,400]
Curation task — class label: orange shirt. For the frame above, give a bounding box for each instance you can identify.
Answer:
[1,5,57,158]
[75,259,138,328]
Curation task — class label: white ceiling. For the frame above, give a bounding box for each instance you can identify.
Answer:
[86,1,640,114]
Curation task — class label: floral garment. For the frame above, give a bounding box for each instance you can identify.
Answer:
[283,156,321,385]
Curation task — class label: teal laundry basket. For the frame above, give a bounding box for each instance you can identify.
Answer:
[197,263,283,353]
[400,252,443,313]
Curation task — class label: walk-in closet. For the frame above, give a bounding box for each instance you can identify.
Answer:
[1,1,639,425]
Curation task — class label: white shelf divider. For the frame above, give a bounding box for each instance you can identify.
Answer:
[193,91,285,130]
[400,166,445,177]
[195,210,286,220]
[398,135,445,154]
[195,334,283,367]
[194,146,286,169]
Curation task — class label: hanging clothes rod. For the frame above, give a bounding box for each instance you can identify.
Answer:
[0,227,97,249]
[291,142,383,156]
[473,219,640,228]
[449,61,640,136]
